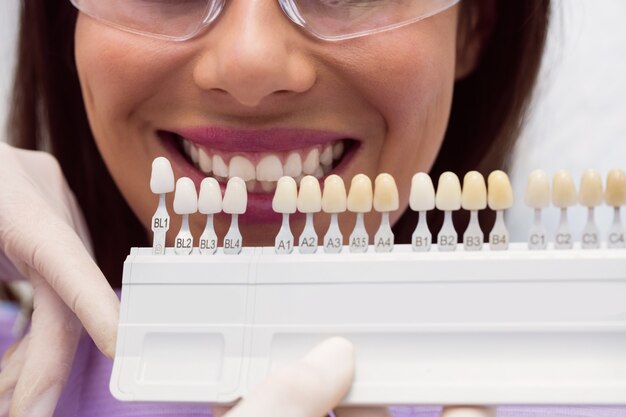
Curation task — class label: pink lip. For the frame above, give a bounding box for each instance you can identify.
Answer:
[173,126,354,152]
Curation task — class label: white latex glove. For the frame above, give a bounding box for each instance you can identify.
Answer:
[213,337,390,417]
[0,143,120,416]
[441,406,497,417]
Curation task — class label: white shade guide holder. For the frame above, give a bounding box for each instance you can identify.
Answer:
[150,157,175,255]
[111,244,626,406]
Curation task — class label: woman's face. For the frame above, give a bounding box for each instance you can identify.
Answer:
[75,1,466,245]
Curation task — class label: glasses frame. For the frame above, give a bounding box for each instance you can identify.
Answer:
[69,0,461,42]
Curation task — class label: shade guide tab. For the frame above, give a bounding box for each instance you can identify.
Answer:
[347,174,373,253]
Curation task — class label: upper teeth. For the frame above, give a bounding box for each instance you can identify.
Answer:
[181,138,346,191]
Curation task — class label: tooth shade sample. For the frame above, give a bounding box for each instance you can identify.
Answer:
[487,170,513,210]
[273,176,298,214]
[222,177,248,214]
[150,157,175,194]
[347,174,373,213]
[322,175,347,213]
[435,172,462,211]
[461,171,487,211]
[373,173,399,212]
[606,168,626,206]
[409,173,435,212]
[173,177,198,215]
[525,169,550,209]
[579,169,604,207]
[297,176,322,213]
[198,177,222,215]
[256,155,284,181]
[552,170,577,208]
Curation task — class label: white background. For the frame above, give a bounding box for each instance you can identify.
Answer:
[1,1,625,241]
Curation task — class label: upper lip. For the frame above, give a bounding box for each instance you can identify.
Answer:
[170,126,355,153]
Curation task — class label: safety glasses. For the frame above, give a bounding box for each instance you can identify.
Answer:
[69,0,460,42]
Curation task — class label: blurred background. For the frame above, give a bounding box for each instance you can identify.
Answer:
[0,0,625,240]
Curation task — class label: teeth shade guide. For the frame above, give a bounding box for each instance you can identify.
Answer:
[409,173,435,252]
[347,174,373,253]
[273,177,298,254]
[373,174,399,252]
[487,170,513,251]
[524,169,550,250]
[552,170,577,250]
[150,157,175,255]
[322,175,347,253]
[173,177,198,255]
[198,177,222,254]
[146,158,626,253]
[606,169,626,248]
[222,177,247,254]
[579,169,603,249]
[435,172,462,251]
[297,176,322,253]
[461,171,487,251]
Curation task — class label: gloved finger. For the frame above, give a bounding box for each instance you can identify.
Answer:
[8,276,81,417]
[0,337,30,414]
[1,338,28,371]
[441,406,497,417]
[224,337,355,417]
[211,404,236,417]
[335,406,392,417]
[0,145,118,357]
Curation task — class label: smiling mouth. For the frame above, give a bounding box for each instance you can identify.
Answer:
[159,129,357,193]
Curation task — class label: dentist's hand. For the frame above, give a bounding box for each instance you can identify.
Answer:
[0,143,120,416]
[213,337,391,417]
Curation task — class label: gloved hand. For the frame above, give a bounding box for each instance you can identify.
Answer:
[0,143,120,416]
[213,337,391,417]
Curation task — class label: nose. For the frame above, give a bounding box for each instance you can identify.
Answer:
[192,0,316,108]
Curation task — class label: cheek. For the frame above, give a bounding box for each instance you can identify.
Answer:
[335,21,457,221]
[74,15,193,139]
[74,15,199,232]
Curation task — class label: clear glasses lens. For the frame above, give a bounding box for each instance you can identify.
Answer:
[290,0,461,40]
[71,0,214,40]
[70,0,459,41]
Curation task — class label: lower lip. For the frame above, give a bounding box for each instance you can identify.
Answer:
[159,132,358,224]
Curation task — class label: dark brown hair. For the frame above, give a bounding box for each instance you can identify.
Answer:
[8,1,550,287]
